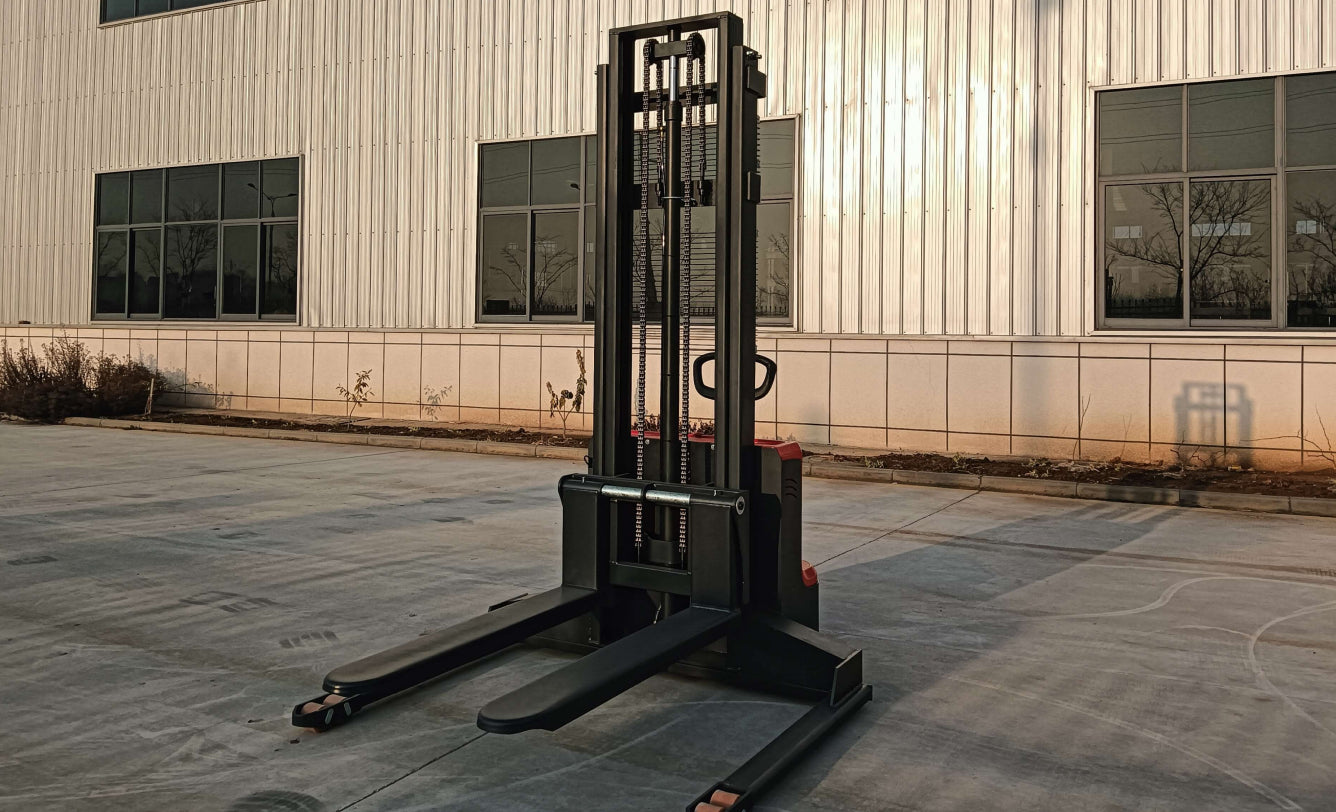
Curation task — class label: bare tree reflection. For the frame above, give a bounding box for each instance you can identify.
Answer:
[1289,193,1336,326]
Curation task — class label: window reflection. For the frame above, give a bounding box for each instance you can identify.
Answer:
[1189,179,1271,320]
[480,214,528,316]
[130,228,161,316]
[1287,171,1336,328]
[1287,74,1336,168]
[532,211,580,316]
[1188,79,1274,171]
[1103,184,1184,319]
[164,224,218,318]
[222,224,258,315]
[531,139,581,206]
[1098,86,1183,176]
[96,232,128,315]
[167,165,218,222]
[262,224,298,315]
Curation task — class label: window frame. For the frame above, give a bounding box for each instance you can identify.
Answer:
[91,157,301,323]
[1095,73,1336,332]
[475,116,800,327]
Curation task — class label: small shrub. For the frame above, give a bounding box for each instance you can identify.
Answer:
[0,336,163,422]
[337,369,375,420]
[545,350,587,439]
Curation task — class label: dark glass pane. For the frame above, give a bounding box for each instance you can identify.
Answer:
[166,164,218,222]
[221,224,258,315]
[98,173,129,226]
[480,142,529,207]
[130,169,162,223]
[1102,183,1185,319]
[1287,73,1336,168]
[261,223,299,316]
[1190,179,1272,320]
[584,136,596,204]
[1188,79,1275,171]
[531,138,581,205]
[583,205,596,320]
[1287,170,1336,328]
[223,161,259,220]
[139,0,170,14]
[479,214,527,316]
[261,158,299,218]
[532,211,579,316]
[164,224,218,318]
[759,119,796,198]
[103,0,135,22]
[1098,86,1183,176]
[130,228,161,316]
[95,232,128,315]
[758,201,791,319]
[172,0,218,9]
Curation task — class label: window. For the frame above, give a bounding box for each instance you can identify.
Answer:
[94,158,299,321]
[102,0,229,22]
[476,119,797,324]
[1097,74,1336,329]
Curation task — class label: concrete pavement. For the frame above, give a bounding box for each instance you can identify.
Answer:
[2,423,1335,811]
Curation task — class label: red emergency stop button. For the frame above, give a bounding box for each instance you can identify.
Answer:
[801,560,818,587]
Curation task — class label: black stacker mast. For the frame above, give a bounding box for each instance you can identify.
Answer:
[293,13,871,811]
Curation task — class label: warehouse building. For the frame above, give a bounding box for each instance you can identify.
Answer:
[3,0,1336,468]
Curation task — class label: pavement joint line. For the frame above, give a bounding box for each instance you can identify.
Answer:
[335,730,490,812]
[813,490,980,569]
[55,417,1336,518]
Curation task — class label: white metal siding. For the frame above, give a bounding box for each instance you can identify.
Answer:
[1,0,1335,333]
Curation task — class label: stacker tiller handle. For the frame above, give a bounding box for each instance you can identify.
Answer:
[691,352,777,401]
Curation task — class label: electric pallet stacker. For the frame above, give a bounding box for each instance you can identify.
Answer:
[292,13,871,810]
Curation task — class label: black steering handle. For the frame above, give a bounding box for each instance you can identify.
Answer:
[691,352,777,401]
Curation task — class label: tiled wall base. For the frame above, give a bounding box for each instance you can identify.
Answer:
[7,326,1336,471]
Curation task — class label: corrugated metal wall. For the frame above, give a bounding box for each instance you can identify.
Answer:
[1,0,1335,333]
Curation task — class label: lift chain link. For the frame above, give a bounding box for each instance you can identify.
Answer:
[634,40,657,555]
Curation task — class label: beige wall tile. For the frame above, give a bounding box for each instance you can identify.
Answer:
[1012,356,1078,438]
[279,398,314,415]
[1304,346,1336,363]
[348,331,383,344]
[831,352,887,428]
[421,405,460,423]
[1302,363,1336,461]
[887,338,946,354]
[422,332,460,345]
[499,408,542,427]
[385,332,420,345]
[383,403,422,420]
[1079,439,1152,464]
[157,339,187,387]
[185,339,217,394]
[216,341,248,397]
[130,336,156,366]
[886,428,948,453]
[1013,341,1078,357]
[279,331,314,342]
[776,422,830,445]
[831,338,887,354]
[776,351,830,425]
[313,331,348,343]
[247,341,281,398]
[1225,361,1301,450]
[312,342,349,402]
[1149,442,1228,467]
[279,342,314,401]
[248,396,280,412]
[1226,344,1302,362]
[347,343,385,403]
[384,343,423,403]
[421,344,461,406]
[1080,342,1150,358]
[459,407,498,423]
[776,338,830,353]
[947,354,1010,435]
[947,432,1010,456]
[103,335,130,358]
[1150,359,1225,445]
[1080,357,1150,443]
[542,333,585,347]
[460,345,500,408]
[1234,448,1302,471]
[312,399,347,418]
[887,354,947,431]
[1151,343,1225,360]
[501,333,541,346]
[1012,435,1079,459]
[500,346,541,411]
[462,332,501,345]
[830,426,888,449]
[948,340,1010,356]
